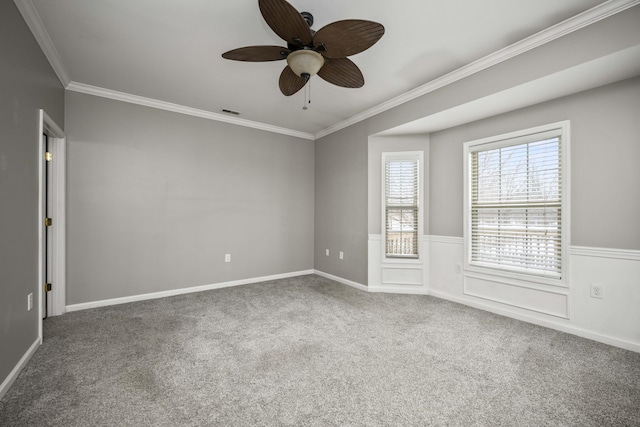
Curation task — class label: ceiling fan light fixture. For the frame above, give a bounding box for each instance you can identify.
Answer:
[286,50,324,79]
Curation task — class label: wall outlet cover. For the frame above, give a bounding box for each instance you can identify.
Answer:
[590,284,603,299]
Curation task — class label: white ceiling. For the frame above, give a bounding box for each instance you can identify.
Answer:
[23,0,619,136]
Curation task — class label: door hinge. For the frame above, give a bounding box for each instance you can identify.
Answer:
[44,217,52,227]
[45,152,53,161]
[44,283,52,292]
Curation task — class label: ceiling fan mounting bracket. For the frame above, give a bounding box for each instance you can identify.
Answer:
[301,11,314,28]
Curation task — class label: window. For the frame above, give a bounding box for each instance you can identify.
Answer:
[383,152,422,259]
[464,122,569,282]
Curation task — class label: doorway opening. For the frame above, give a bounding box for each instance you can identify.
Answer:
[38,110,66,342]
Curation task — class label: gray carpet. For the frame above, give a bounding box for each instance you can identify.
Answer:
[1,275,639,426]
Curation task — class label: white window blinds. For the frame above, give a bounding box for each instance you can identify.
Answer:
[470,132,562,278]
[385,158,419,258]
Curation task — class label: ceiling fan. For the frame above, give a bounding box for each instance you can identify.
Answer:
[222,0,385,96]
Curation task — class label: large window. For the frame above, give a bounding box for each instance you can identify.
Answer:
[383,152,422,259]
[464,122,569,282]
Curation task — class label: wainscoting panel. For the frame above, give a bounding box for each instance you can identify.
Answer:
[368,234,428,293]
[382,267,423,285]
[464,275,569,318]
[427,236,640,352]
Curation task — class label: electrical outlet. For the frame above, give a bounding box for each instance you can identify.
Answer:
[225,254,231,263]
[339,251,344,260]
[455,263,462,274]
[326,249,329,256]
[590,284,603,299]
[27,293,33,311]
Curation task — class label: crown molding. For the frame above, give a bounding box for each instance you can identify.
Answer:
[14,0,70,87]
[66,82,315,140]
[16,0,638,141]
[314,0,640,140]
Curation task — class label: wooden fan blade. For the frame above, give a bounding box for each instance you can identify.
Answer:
[314,20,385,58]
[279,66,307,96]
[259,0,313,46]
[317,57,364,88]
[222,46,290,62]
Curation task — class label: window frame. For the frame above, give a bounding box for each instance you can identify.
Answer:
[463,121,570,287]
[381,151,424,263]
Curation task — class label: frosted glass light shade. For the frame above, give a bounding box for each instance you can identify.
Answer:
[286,50,325,78]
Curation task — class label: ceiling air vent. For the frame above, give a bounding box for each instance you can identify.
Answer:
[222,109,240,115]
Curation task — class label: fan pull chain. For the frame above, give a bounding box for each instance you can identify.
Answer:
[302,84,307,110]
[303,81,311,110]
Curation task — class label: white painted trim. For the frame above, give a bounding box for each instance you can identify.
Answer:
[50,129,66,317]
[428,235,464,245]
[17,0,636,142]
[37,114,45,339]
[462,121,571,288]
[41,110,64,137]
[66,270,314,312]
[63,266,637,353]
[381,151,424,263]
[313,270,368,292]
[570,245,640,261]
[463,270,570,295]
[317,270,638,351]
[40,111,67,318]
[38,109,67,318]
[66,82,315,141]
[13,0,70,86]
[38,109,66,348]
[463,274,570,319]
[429,290,639,353]
[368,285,429,295]
[314,0,640,140]
[0,338,40,401]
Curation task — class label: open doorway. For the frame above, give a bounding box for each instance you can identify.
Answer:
[38,110,66,342]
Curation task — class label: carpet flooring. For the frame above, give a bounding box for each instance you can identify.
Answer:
[1,274,639,426]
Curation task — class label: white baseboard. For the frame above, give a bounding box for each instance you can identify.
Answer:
[0,338,40,401]
[313,270,368,291]
[317,266,639,353]
[66,270,315,312]
[64,262,639,353]
[368,285,429,295]
[429,290,640,353]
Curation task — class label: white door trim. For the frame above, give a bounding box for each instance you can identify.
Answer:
[38,110,66,341]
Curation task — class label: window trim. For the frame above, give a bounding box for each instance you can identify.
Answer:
[463,121,570,287]
[381,151,424,263]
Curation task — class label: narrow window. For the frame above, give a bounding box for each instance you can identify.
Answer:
[465,123,567,281]
[384,154,420,258]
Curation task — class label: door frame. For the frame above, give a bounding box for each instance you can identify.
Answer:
[38,109,66,341]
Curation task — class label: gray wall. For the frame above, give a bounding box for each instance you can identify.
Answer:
[314,125,369,284]
[429,76,640,249]
[65,92,314,304]
[0,2,65,385]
